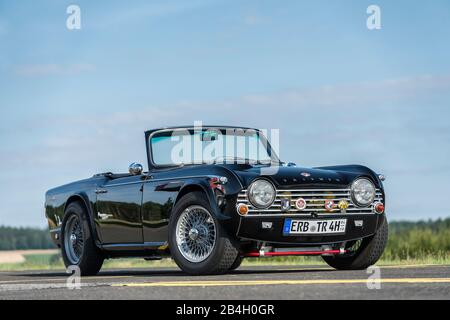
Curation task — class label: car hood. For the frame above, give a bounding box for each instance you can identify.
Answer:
[219,164,380,189]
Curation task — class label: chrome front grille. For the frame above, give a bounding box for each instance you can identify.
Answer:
[237,188,383,215]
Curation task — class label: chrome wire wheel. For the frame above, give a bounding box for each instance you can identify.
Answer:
[175,205,217,263]
[64,215,84,265]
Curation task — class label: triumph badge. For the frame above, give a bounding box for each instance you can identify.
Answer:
[295,198,307,211]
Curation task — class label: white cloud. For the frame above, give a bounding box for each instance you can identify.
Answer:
[14,63,96,77]
[236,75,450,109]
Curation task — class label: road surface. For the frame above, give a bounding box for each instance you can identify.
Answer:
[0,265,449,299]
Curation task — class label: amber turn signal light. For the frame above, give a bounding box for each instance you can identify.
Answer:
[374,202,384,214]
[236,203,249,216]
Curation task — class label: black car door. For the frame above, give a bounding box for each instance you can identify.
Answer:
[141,172,182,245]
[96,175,144,244]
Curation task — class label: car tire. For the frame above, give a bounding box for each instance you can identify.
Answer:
[61,201,104,276]
[229,255,243,271]
[168,191,239,275]
[322,216,388,270]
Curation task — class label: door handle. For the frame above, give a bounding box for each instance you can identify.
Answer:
[95,188,108,194]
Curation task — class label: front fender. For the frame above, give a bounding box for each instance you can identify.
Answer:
[64,191,102,246]
[176,178,230,221]
[46,189,102,248]
[174,176,242,238]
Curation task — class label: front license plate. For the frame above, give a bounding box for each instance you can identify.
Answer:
[283,219,347,235]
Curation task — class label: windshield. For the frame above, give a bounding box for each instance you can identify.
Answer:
[150,128,277,166]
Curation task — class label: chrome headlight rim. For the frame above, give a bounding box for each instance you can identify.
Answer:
[350,178,376,207]
[247,178,276,209]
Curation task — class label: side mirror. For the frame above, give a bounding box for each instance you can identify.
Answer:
[128,162,143,175]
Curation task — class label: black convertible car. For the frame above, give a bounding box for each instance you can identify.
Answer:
[45,126,388,275]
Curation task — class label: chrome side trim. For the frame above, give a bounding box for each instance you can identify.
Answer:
[104,175,213,188]
[102,181,145,188]
[102,242,167,250]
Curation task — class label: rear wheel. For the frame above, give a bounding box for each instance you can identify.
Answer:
[322,216,388,270]
[169,192,238,275]
[61,201,104,276]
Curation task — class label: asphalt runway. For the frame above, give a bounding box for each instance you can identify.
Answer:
[0,265,449,300]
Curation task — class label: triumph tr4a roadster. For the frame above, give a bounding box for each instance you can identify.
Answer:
[45,126,388,275]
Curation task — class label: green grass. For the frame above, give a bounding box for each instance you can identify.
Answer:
[0,253,63,271]
[1,252,449,272]
[383,228,450,261]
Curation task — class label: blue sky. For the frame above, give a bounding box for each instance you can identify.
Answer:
[0,0,450,227]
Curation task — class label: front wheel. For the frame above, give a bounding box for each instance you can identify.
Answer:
[322,216,388,270]
[61,201,104,276]
[168,192,239,275]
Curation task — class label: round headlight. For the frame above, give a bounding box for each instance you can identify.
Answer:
[351,178,376,207]
[248,179,276,209]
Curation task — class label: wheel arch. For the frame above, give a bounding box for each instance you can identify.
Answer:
[64,193,101,247]
[175,183,207,203]
[174,180,229,221]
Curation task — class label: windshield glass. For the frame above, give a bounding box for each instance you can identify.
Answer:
[150,128,276,166]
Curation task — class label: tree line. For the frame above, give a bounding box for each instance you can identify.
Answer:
[0,226,56,250]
